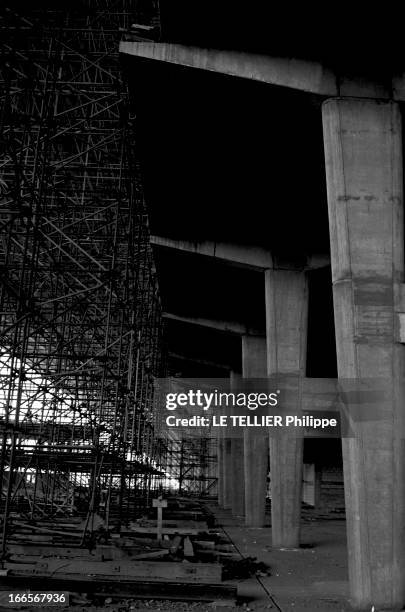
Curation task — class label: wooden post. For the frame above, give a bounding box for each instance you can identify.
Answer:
[152,496,167,542]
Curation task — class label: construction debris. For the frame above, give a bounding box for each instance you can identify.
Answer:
[0,499,242,604]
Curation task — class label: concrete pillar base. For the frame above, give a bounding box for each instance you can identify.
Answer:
[244,431,268,526]
[270,436,303,548]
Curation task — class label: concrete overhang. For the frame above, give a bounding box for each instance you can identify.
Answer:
[120,41,337,96]
[169,351,232,372]
[151,235,272,270]
[120,41,405,100]
[152,235,330,271]
[163,312,264,337]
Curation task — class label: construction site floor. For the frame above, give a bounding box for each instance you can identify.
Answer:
[210,503,350,612]
[44,503,350,612]
[1,503,351,612]
[122,504,350,612]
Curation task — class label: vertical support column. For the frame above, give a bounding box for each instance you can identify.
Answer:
[314,463,322,510]
[229,371,245,517]
[242,335,269,527]
[223,436,232,509]
[265,269,308,548]
[217,433,224,506]
[322,98,405,610]
[222,371,236,510]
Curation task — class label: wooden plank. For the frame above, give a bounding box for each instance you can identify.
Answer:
[10,535,53,542]
[183,537,194,557]
[5,560,222,584]
[194,540,215,549]
[0,575,237,602]
[13,521,82,538]
[124,527,205,536]
[130,520,208,529]
[7,545,91,557]
[130,550,169,560]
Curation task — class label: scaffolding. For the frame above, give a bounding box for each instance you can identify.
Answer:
[0,1,165,553]
[159,435,218,497]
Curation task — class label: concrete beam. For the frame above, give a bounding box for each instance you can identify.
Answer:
[120,41,405,101]
[162,312,263,336]
[151,235,272,270]
[168,351,231,371]
[120,41,337,96]
[152,235,330,271]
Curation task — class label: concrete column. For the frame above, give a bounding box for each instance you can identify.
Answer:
[217,434,224,506]
[265,269,308,548]
[230,437,244,516]
[322,98,405,610]
[242,335,269,527]
[314,463,322,510]
[221,371,238,510]
[222,428,232,510]
[229,371,245,517]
